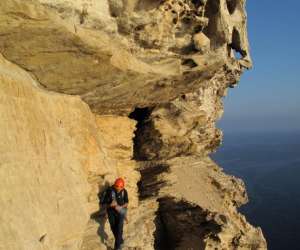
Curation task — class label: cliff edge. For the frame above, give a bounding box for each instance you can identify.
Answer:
[0,0,267,249]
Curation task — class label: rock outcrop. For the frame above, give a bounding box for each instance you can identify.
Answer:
[0,0,250,114]
[0,0,267,250]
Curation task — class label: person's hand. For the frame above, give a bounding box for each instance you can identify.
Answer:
[110,200,117,208]
[115,205,122,212]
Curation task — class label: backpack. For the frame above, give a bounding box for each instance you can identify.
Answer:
[99,187,113,205]
[99,186,125,205]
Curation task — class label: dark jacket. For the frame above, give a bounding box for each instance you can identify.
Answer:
[107,186,128,212]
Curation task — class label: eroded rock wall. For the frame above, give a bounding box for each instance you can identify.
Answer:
[0,0,250,114]
[0,55,140,250]
[0,54,93,250]
[133,79,267,249]
[0,0,267,249]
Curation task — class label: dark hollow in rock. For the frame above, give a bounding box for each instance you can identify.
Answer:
[137,163,170,200]
[154,197,222,250]
[39,234,47,243]
[129,106,154,160]
[181,58,198,68]
[229,27,247,59]
[205,0,220,16]
[226,0,238,15]
[192,0,205,9]
[203,0,225,48]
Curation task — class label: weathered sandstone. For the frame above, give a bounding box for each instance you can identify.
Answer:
[0,0,251,114]
[0,0,267,250]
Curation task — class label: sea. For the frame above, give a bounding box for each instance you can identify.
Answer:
[212,131,300,250]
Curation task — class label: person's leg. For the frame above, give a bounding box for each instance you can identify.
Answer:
[107,211,118,244]
[115,212,125,249]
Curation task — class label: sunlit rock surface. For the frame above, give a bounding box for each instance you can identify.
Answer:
[0,0,267,249]
[0,0,250,114]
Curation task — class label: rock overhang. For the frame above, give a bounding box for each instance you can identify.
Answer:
[0,1,269,249]
[0,0,251,115]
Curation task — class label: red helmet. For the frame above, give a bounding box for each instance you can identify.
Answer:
[114,177,125,189]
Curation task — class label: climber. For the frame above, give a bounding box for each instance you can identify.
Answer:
[105,177,129,250]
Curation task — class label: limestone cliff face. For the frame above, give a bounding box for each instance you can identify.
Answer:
[0,1,267,250]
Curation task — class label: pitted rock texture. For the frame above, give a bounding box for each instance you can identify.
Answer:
[133,83,268,249]
[0,0,250,114]
[133,67,236,160]
[0,0,267,250]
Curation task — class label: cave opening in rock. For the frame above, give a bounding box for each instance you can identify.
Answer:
[203,0,223,48]
[233,49,243,60]
[226,0,238,15]
[229,28,247,60]
[129,107,152,124]
[129,106,153,160]
[129,107,174,249]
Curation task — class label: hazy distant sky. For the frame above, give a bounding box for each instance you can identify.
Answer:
[218,0,300,132]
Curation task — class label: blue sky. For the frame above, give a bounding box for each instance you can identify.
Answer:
[218,0,300,132]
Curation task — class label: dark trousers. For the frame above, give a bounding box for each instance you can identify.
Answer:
[107,209,125,249]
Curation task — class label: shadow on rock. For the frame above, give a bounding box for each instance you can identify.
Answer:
[154,196,222,250]
[138,162,170,200]
[89,181,114,250]
[90,209,110,245]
